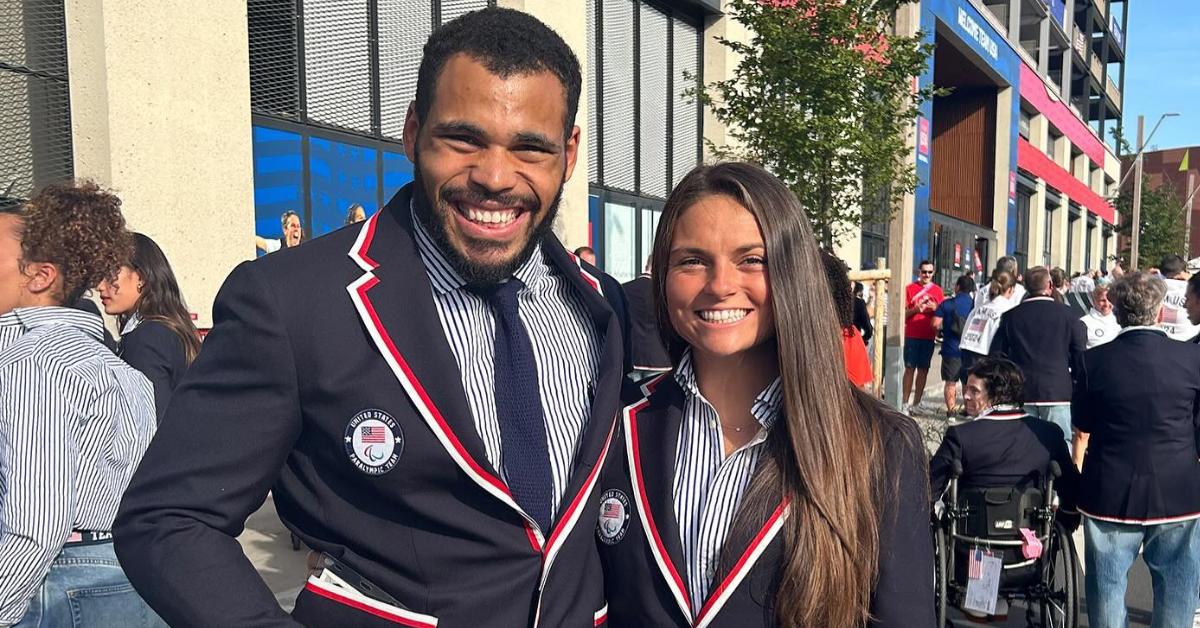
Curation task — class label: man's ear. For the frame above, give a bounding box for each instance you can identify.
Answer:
[24,261,60,297]
[403,103,421,163]
[562,125,581,183]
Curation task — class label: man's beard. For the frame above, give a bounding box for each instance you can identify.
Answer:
[411,151,564,288]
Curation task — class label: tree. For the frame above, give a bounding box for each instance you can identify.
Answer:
[1115,176,1186,269]
[694,0,934,246]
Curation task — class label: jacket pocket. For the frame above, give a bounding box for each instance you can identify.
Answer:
[292,574,439,628]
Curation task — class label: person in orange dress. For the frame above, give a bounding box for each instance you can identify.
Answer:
[822,251,873,389]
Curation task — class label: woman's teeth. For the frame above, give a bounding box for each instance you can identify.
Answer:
[698,309,749,323]
[464,207,517,226]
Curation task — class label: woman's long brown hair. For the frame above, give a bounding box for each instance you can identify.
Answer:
[122,233,202,364]
[651,163,904,627]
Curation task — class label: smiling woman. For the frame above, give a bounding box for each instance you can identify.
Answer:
[597,162,935,627]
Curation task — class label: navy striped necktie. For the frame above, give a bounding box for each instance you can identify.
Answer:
[477,278,553,533]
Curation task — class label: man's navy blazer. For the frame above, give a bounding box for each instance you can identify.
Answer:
[990,296,1087,403]
[620,275,671,372]
[1072,327,1200,522]
[114,185,626,628]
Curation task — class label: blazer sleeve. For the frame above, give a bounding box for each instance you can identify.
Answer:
[120,322,183,421]
[1071,354,1093,434]
[928,427,963,502]
[113,262,303,628]
[1050,432,1081,513]
[854,299,873,343]
[870,420,935,628]
[989,315,1010,358]
[1068,317,1087,386]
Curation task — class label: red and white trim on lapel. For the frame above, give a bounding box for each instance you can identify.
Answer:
[566,252,604,296]
[532,416,620,627]
[350,212,381,272]
[623,375,693,622]
[692,500,790,628]
[346,218,545,550]
[625,373,790,627]
[305,574,439,627]
[593,604,608,626]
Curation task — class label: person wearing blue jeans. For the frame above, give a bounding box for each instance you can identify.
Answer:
[1072,272,1200,628]
[13,542,165,628]
[1083,517,1200,628]
[1025,404,1073,451]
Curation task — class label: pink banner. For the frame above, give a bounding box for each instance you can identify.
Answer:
[1019,63,1105,167]
[1018,138,1115,224]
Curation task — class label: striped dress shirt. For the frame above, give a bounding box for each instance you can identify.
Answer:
[671,351,782,616]
[412,210,601,524]
[0,307,156,625]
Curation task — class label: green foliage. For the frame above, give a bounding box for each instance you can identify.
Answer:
[693,0,934,246]
[1115,175,1187,269]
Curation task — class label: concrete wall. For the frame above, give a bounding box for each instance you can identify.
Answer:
[501,0,591,250]
[65,0,255,329]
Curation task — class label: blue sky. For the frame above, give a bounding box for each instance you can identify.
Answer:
[1122,1,1200,151]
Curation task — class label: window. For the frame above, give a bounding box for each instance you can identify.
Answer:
[248,0,491,139]
[0,0,73,202]
[248,0,487,242]
[1018,108,1031,141]
[1067,206,1080,271]
[1047,127,1062,160]
[1043,196,1058,267]
[585,0,703,273]
[587,0,702,197]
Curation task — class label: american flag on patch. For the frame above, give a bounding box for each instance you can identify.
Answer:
[602,502,622,519]
[968,547,983,580]
[361,425,386,444]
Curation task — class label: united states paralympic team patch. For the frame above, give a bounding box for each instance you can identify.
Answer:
[597,489,630,545]
[345,409,402,475]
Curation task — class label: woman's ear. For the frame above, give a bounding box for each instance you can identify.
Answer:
[24,261,60,297]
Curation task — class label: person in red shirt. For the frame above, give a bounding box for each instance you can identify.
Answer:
[903,260,943,411]
[821,251,873,389]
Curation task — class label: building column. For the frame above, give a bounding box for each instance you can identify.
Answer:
[501,0,590,249]
[65,0,255,329]
[1051,196,1070,267]
[1060,0,1075,101]
[884,1,921,406]
[1038,15,1051,75]
[993,86,1015,255]
[1007,0,1021,39]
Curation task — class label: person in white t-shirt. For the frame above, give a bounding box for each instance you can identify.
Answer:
[1156,254,1198,342]
[253,210,303,254]
[974,256,1025,310]
[958,270,1019,383]
[1080,284,1120,349]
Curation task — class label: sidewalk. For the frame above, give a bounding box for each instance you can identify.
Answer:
[239,495,307,612]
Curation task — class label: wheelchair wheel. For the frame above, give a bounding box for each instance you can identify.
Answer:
[1036,522,1079,628]
[933,524,949,627]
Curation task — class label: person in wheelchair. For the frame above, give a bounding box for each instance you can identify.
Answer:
[930,358,1081,623]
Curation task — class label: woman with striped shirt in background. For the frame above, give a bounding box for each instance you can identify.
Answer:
[597,162,933,627]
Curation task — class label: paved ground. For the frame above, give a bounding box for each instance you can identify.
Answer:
[239,496,307,612]
[238,351,1179,625]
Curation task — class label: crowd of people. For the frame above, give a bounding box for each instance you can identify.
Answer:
[916,252,1200,626]
[0,6,1197,628]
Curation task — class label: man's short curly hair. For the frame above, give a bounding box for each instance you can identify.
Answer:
[967,357,1025,407]
[20,180,133,305]
[414,7,582,136]
[1110,271,1167,327]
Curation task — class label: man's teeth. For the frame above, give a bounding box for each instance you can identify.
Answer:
[699,309,749,323]
[465,207,517,225]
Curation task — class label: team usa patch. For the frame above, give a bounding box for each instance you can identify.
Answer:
[597,489,630,545]
[344,409,403,476]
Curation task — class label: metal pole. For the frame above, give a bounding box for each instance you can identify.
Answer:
[1187,172,1196,258]
[1131,115,1144,269]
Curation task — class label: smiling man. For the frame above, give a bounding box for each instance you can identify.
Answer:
[114,9,627,628]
